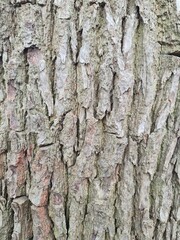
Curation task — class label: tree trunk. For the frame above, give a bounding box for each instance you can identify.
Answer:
[0,0,179,239]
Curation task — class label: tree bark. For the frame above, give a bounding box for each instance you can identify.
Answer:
[0,0,180,239]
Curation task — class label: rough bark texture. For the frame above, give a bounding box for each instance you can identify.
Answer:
[0,0,180,239]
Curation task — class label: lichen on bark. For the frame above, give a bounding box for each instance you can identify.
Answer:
[0,0,179,239]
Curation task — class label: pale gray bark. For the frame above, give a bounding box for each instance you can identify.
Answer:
[0,0,180,239]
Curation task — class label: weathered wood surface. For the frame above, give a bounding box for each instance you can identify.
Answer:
[0,0,179,239]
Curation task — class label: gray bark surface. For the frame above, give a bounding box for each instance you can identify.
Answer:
[0,0,180,239]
